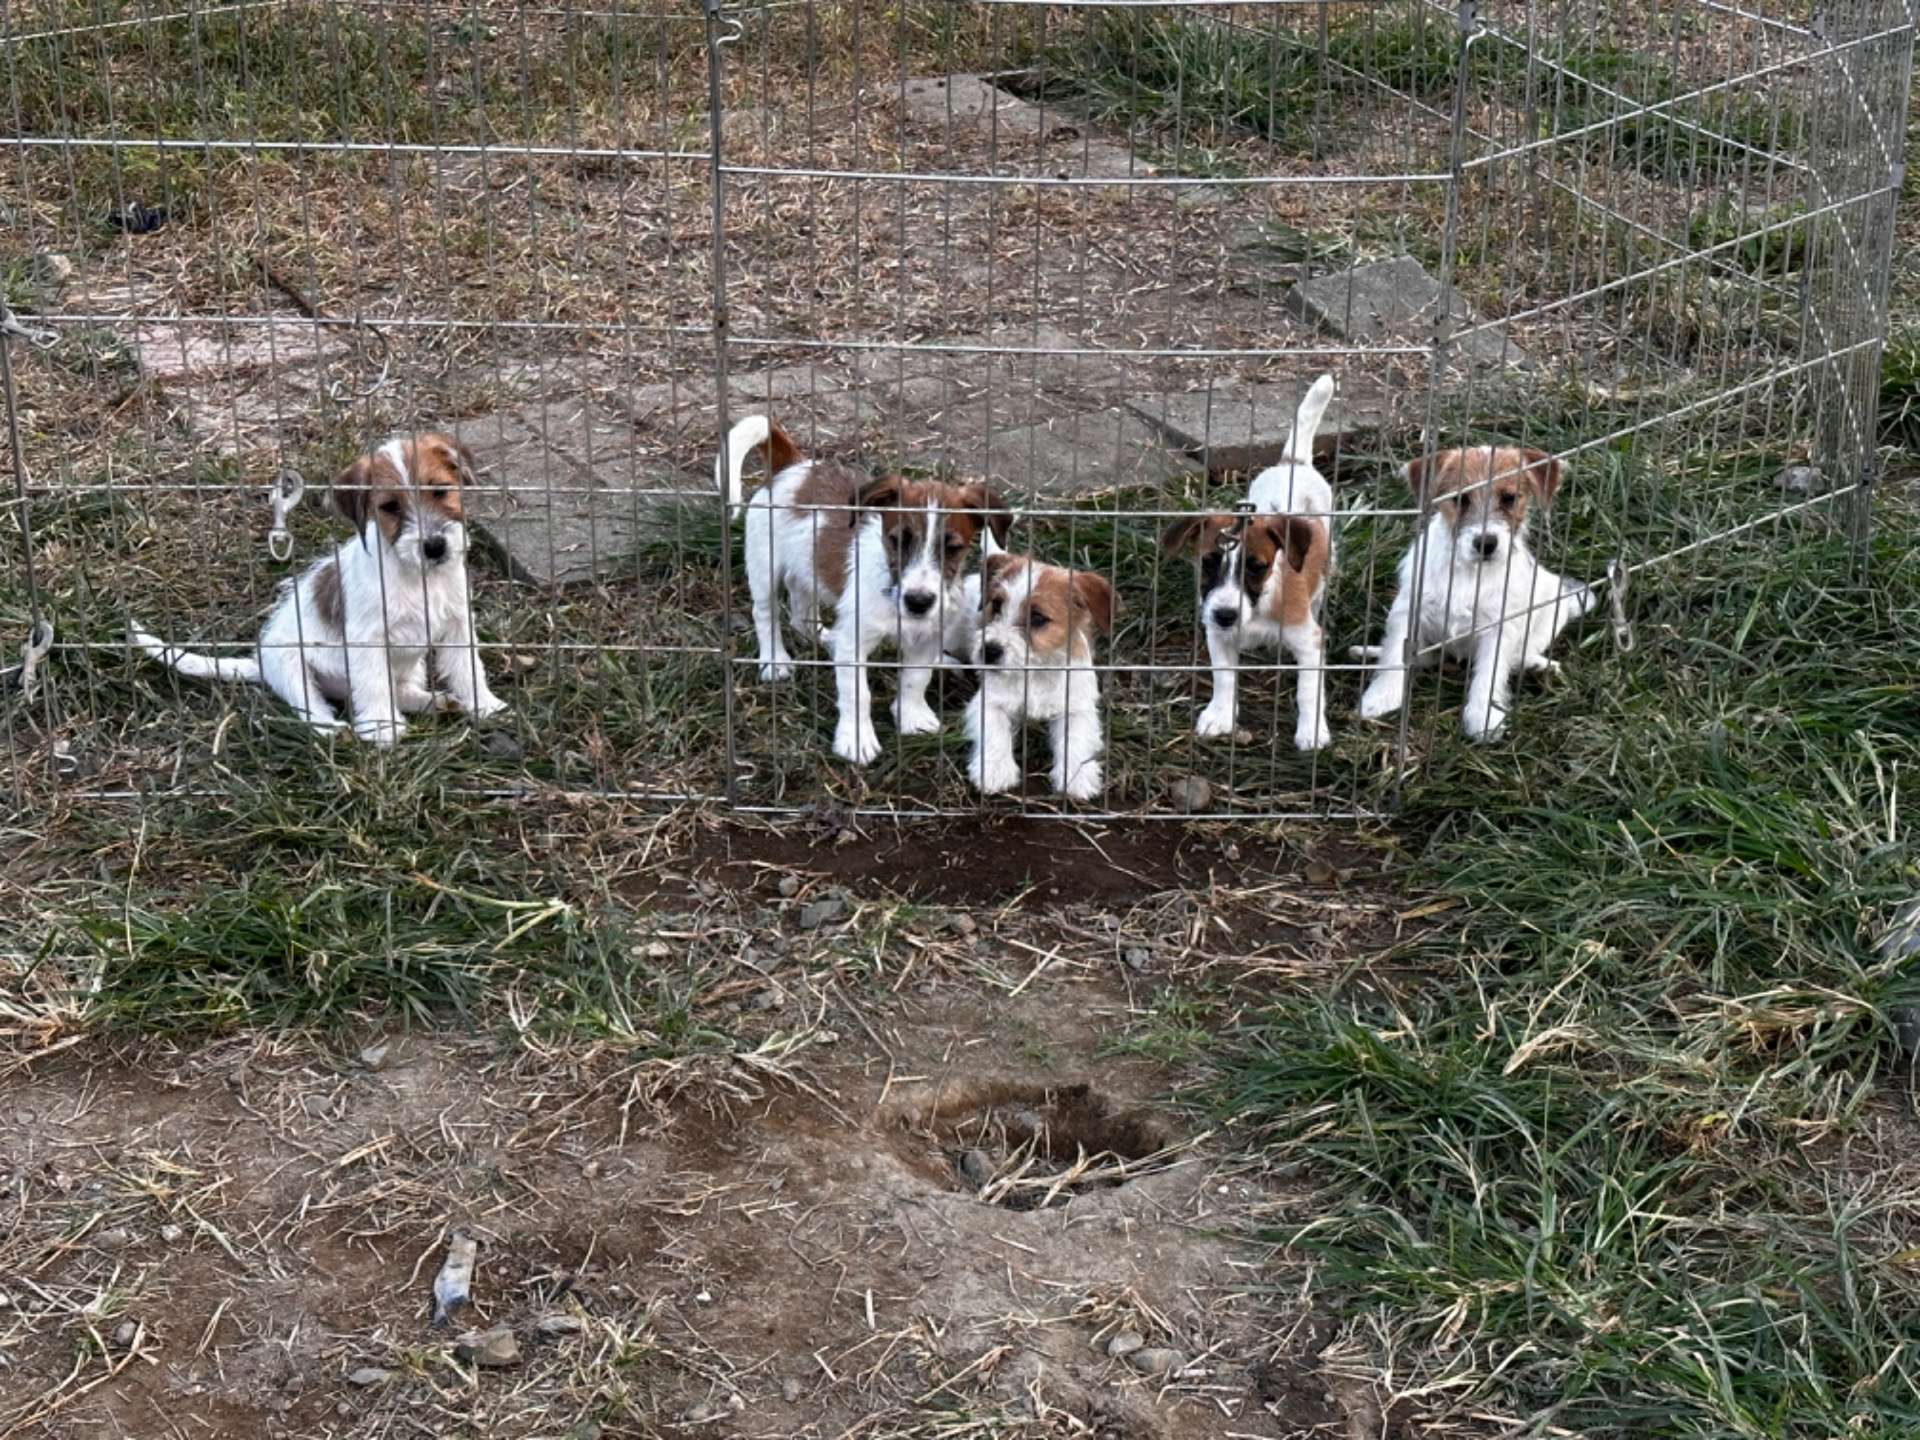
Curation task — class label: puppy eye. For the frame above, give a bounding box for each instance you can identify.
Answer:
[1246,558,1269,573]
[1498,492,1516,511]
[1028,611,1051,629]
[430,488,448,500]
[379,499,402,515]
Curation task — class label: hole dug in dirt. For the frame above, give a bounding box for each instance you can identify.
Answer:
[890,1077,1184,1211]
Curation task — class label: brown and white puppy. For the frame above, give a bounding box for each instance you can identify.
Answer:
[719,415,1010,765]
[1355,445,1594,741]
[134,434,504,745]
[964,531,1114,801]
[1161,373,1338,751]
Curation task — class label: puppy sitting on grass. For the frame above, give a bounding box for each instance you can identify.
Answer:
[132,434,505,746]
[965,531,1116,802]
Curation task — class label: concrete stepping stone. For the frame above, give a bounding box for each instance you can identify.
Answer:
[455,399,695,588]
[1286,256,1530,372]
[1126,379,1394,476]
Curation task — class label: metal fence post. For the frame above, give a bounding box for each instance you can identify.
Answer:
[704,0,741,808]
[1390,0,1485,808]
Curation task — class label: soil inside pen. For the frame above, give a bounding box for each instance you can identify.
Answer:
[0,811,1414,1440]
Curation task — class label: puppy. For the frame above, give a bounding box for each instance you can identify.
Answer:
[718,416,1010,765]
[1356,445,1594,741]
[965,530,1115,801]
[133,433,504,745]
[1160,372,1337,751]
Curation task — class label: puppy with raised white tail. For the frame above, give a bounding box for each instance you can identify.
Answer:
[132,433,505,745]
[964,528,1115,802]
[719,416,1010,765]
[1161,372,1338,751]
[1355,445,1594,741]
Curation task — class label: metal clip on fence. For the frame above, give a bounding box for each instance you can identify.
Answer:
[1605,557,1635,654]
[13,618,53,701]
[267,466,305,562]
[0,306,58,351]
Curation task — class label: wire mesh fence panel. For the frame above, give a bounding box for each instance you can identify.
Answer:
[0,0,1911,821]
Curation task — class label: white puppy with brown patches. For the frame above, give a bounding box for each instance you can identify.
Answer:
[1356,445,1594,741]
[1160,372,1338,752]
[133,433,505,746]
[719,416,1010,766]
[965,531,1116,802]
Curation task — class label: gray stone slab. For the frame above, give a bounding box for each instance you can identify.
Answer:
[1286,257,1530,372]
[967,409,1195,501]
[899,74,1139,181]
[1125,380,1394,475]
[456,401,697,588]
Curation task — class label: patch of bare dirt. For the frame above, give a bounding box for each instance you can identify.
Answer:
[0,969,1363,1439]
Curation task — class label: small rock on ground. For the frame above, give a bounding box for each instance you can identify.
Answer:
[346,1366,393,1387]
[1127,1346,1188,1376]
[454,1325,520,1368]
[799,897,848,929]
[782,1378,803,1403]
[777,874,801,898]
[1168,776,1212,813]
[111,1320,139,1349]
[956,1149,995,1189]
[1107,1330,1145,1359]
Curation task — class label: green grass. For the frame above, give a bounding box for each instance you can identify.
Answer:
[1209,495,1920,1435]
[1881,333,1920,452]
[1021,11,1799,182]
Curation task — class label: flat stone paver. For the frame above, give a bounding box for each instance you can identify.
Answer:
[1287,257,1530,372]
[1127,379,1393,475]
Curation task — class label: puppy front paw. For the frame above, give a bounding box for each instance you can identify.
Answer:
[891,698,941,736]
[834,722,883,766]
[471,693,509,720]
[353,717,406,748]
[1358,680,1404,722]
[969,748,1022,795]
[1295,713,1332,752]
[1054,759,1104,802]
[1461,700,1508,741]
[758,659,795,683]
[1195,702,1235,738]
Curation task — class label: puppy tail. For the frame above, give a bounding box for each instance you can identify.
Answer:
[1281,372,1338,465]
[716,415,801,521]
[130,627,262,685]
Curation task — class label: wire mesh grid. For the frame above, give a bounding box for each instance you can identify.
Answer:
[0,0,1910,820]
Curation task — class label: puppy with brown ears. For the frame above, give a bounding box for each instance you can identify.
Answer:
[1355,445,1594,741]
[1161,373,1338,751]
[719,416,1010,766]
[133,433,505,745]
[964,530,1116,802]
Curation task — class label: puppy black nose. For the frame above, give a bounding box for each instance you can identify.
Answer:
[1473,534,1499,560]
[423,536,448,562]
[903,591,935,616]
[982,641,1005,666]
[1210,606,1240,629]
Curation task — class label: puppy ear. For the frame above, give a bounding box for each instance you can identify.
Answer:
[1278,516,1318,573]
[448,436,479,487]
[1160,514,1208,556]
[974,484,1013,546]
[1401,454,1433,505]
[332,457,372,530]
[1520,449,1565,510]
[982,552,1020,594]
[852,475,904,527]
[1071,572,1116,635]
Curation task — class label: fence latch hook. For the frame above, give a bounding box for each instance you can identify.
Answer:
[13,617,54,701]
[1605,557,1635,654]
[267,466,305,562]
